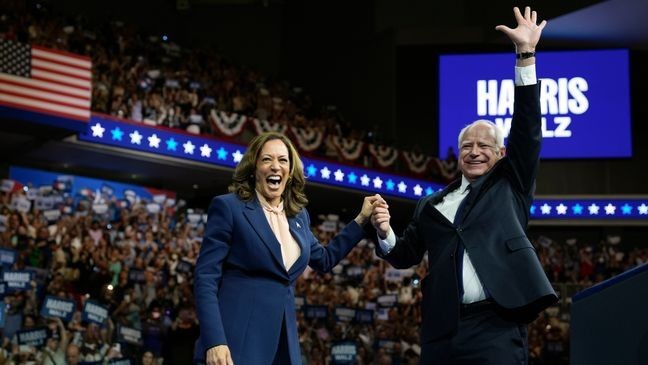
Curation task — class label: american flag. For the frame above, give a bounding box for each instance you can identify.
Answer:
[0,40,91,121]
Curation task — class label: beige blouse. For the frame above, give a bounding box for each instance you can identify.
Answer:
[256,191,301,271]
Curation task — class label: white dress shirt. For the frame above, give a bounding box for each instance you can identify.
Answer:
[378,64,537,303]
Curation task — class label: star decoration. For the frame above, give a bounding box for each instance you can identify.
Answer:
[556,203,567,215]
[334,169,344,182]
[148,134,161,148]
[216,147,228,160]
[183,141,195,154]
[91,123,105,138]
[360,174,370,186]
[166,138,177,151]
[232,150,243,163]
[306,164,317,177]
[588,203,600,215]
[413,184,423,196]
[386,180,395,191]
[200,144,212,158]
[572,204,583,215]
[638,203,648,215]
[320,167,331,179]
[530,205,536,215]
[621,204,632,215]
[373,176,383,189]
[397,181,407,193]
[347,172,357,184]
[540,203,552,215]
[111,127,123,141]
[129,130,143,145]
[604,203,616,215]
[425,187,434,196]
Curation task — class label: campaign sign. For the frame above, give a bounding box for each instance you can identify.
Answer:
[377,294,398,307]
[2,270,32,292]
[128,269,145,283]
[41,296,76,321]
[303,305,328,320]
[331,341,357,364]
[334,307,356,322]
[0,247,17,266]
[16,327,48,348]
[117,325,143,346]
[354,309,374,324]
[439,49,631,159]
[0,302,6,327]
[82,300,109,325]
[376,339,397,353]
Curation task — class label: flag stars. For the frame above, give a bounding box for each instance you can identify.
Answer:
[604,203,616,215]
[110,127,123,141]
[183,141,195,154]
[334,169,345,182]
[425,187,434,196]
[385,179,395,191]
[347,172,357,184]
[232,150,243,163]
[129,130,143,145]
[216,147,228,160]
[200,144,212,158]
[306,164,317,177]
[540,203,552,215]
[148,134,161,148]
[397,181,407,193]
[360,174,370,186]
[372,176,383,189]
[556,203,567,215]
[588,203,600,215]
[639,203,648,215]
[166,138,177,151]
[530,205,536,215]
[572,204,583,215]
[413,184,423,196]
[621,204,632,215]
[320,167,331,179]
[90,123,105,138]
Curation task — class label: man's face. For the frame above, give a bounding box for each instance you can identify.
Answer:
[458,123,505,182]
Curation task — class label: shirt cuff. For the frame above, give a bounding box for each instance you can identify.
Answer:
[377,230,396,254]
[515,64,537,86]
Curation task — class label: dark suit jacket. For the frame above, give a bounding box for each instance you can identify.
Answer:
[194,193,364,364]
[380,84,558,344]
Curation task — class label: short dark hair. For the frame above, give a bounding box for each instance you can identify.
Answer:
[228,132,308,216]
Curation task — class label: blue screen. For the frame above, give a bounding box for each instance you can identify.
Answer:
[439,49,631,159]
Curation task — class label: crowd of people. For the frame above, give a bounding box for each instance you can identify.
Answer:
[0,176,646,364]
[0,3,459,181]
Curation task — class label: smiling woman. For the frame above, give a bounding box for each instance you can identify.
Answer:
[194,132,384,365]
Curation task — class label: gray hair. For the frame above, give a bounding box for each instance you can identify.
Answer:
[457,119,505,148]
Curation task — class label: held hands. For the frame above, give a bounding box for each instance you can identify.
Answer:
[371,198,391,239]
[206,345,233,365]
[495,6,547,54]
[355,194,386,226]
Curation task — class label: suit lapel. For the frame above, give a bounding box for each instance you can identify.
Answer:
[242,198,285,269]
[287,215,308,276]
[422,179,462,224]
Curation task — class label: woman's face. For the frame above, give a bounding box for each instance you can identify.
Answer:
[255,139,290,206]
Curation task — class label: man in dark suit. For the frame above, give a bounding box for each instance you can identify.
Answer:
[371,7,558,364]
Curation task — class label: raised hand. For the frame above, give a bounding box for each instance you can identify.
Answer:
[495,6,547,53]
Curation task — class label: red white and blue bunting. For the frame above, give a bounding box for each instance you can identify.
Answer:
[402,150,432,174]
[368,144,399,168]
[251,118,288,135]
[210,110,248,136]
[290,126,325,152]
[330,136,364,162]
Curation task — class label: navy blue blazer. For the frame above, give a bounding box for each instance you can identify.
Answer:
[194,193,364,364]
[380,84,558,344]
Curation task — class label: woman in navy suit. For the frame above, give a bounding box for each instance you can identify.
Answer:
[194,132,381,364]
